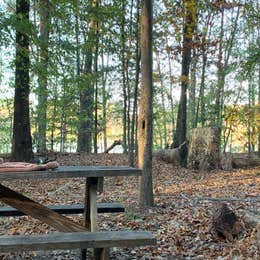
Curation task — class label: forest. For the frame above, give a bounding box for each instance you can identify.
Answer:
[0,0,259,259]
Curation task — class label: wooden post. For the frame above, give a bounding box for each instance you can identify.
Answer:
[81,178,108,260]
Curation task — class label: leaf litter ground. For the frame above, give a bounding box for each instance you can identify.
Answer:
[0,153,259,259]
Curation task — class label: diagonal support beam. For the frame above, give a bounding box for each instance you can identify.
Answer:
[0,184,87,232]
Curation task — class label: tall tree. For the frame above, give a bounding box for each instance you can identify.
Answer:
[77,0,98,153]
[120,0,128,153]
[129,0,140,166]
[173,0,196,148]
[12,0,33,162]
[138,0,153,207]
[37,0,50,154]
[214,3,240,127]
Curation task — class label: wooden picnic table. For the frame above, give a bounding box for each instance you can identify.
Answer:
[0,166,147,259]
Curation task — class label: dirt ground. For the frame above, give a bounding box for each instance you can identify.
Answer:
[0,153,259,259]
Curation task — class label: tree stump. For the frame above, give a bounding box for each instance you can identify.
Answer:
[187,127,220,171]
[212,203,244,242]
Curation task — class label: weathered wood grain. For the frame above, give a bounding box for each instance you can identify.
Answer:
[0,203,125,217]
[0,184,87,232]
[0,166,142,181]
[0,231,156,252]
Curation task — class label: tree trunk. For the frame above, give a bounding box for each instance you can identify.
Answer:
[77,0,98,153]
[173,0,196,148]
[101,49,108,152]
[214,5,240,127]
[12,0,33,162]
[258,66,260,157]
[37,0,50,154]
[138,0,154,207]
[129,0,140,167]
[93,24,99,154]
[156,51,167,147]
[189,47,197,129]
[165,36,175,144]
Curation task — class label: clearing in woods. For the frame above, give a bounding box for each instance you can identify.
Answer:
[0,153,259,259]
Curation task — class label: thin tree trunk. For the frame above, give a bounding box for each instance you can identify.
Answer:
[50,79,58,152]
[196,13,212,127]
[127,0,136,155]
[165,36,175,145]
[37,0,50,154]
[93,22,99,154]
[77,0,98,153]
[101,49,109,152]
[215,6,240,127]
[129,0,140,166]
[12,0,33,162]
[138,0,154,207]
[258,66,260,157]
[173,0,196,148]
[121,0,127,154]
[156,52,167,147]
[189,47,197,129]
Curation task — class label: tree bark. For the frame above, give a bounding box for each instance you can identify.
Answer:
[12,0,33,162]
[77,0,99,153]
[129,0,140,167]
[120,0,127,154]
[138,0,154,207]
[173,0,196,148]
[37,0,50,154]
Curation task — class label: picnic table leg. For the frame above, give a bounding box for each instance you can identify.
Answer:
[81,177,108,260]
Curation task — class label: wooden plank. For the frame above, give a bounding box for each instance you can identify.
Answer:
[0,166,142,181]
[0,231,157,252]
[0,184,87,232]
[0,203,125,217]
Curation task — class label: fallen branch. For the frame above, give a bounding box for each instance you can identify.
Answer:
[104,140,123,153]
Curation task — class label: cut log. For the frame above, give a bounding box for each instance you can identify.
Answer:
[188,127,220,171]
[232,157,260,169]
[220,153,260,170]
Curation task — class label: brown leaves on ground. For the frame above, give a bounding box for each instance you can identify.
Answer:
[0,153,259,259]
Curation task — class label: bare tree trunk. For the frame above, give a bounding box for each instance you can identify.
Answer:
[138,0,154,207]
[258,66,260,157]
[101,49,109,152]
[121,0,127,154]
[93,24,99,154]
[173,0,196,149]
[189,47,197,129]
[215,6,240,127]
[37,0,50,154]
[165,36,175,144]
[214,8,224,127]
[129,0,140,166]
[156,51,167,147]
[12,0,33,162]
[50,79,58,152]
[77,0,99,153]
[196,13,212,127]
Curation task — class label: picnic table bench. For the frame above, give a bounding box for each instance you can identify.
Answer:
[0,166,156,259]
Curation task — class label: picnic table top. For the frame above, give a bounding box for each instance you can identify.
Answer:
[0,166,142,181]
